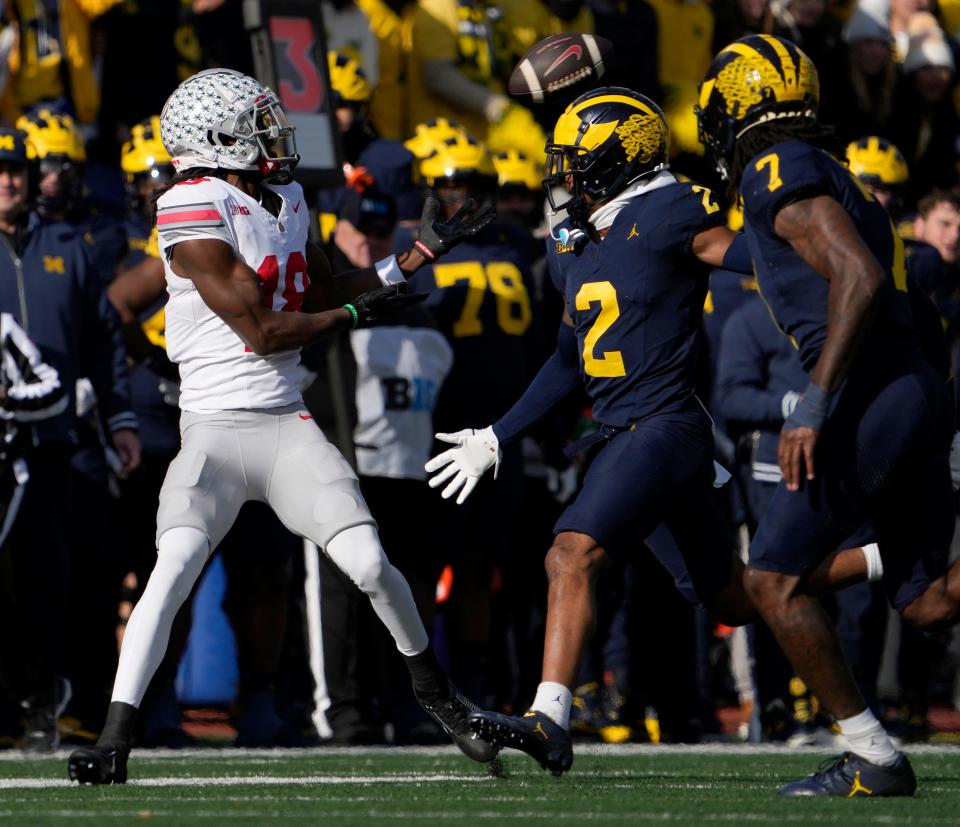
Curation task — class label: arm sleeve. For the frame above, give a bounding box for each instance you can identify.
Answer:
[721,232,752,275]
[0,313,68,422]
[492,321,580,445]
[79,247,138,433]
[716,309,789,429]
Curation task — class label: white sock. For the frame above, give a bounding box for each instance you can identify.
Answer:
[326,524,429,656]
[531,682,573,729]
[862,543,884,582]
[837,708,899,767]
[112,526,210,706]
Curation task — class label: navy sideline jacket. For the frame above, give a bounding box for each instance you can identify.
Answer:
[0,212,135,445]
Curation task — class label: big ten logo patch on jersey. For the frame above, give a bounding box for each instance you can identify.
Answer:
[43,255,65,274]
[381,376,439,412]
[231,204,251,216]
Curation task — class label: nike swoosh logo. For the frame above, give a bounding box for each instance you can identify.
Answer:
[298,413,312,420]
[545,45,583,78]
[293,201,301,214]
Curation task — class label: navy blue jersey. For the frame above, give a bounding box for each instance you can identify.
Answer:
[76,210,129,286]
[121,217,155,271]
[740,140,918,373]
[409,221,539,427]
[547,179,726,427]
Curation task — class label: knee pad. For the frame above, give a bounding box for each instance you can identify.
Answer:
[326,523,388,595]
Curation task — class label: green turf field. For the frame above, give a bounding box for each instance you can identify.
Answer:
[1,744,959,825]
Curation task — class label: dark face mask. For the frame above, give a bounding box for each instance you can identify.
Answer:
[544,0,584,21]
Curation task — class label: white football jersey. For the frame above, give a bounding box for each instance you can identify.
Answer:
[156,175,311,412]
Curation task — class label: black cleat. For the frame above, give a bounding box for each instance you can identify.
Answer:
[418,683,500,763]
[470,709,573,776]
[67,743,129,785]
[778,751,917,797]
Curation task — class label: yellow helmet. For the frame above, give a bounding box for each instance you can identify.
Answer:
[404,118,470,161]
[545,87,668,219]
[418,134,496,188]
[122,116,173,215]
[16,108,86,162]
[696,35,819,179]
[328,51,372,106]
[122,116,170,177]
[493,150,542,192]
[846,136,908,188]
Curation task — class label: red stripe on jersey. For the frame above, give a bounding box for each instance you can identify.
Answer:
[157,209,222,225]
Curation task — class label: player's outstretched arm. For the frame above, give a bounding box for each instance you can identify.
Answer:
[424,317,581,504]
[172,238,352,354]
[774,195,885,489]
[303,196,495,311]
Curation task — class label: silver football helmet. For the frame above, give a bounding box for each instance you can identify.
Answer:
[159,68,298,182]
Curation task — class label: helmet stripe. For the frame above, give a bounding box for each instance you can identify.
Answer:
[765,36,798,93]
[571,94,660,121]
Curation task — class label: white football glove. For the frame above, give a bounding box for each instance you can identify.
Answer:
[425,426,501,504]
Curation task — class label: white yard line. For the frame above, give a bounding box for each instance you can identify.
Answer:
[1,742,958,762]
[0,811,954,824]
[0,773,493,790]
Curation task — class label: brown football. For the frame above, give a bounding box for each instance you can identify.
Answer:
[507,33,613,106]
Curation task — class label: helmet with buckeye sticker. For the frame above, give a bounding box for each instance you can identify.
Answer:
[696,34,819,182]
[159,69,298,184]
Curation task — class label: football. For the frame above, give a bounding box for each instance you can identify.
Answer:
[508,33,613,106]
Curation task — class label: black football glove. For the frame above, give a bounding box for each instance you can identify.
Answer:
[414,196,496,261]
[347,283,429,327]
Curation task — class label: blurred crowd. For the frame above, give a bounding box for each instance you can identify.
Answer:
[0,0,959,753]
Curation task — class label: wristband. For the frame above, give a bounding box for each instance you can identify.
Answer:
[414,239,438,261]
[343,303,359,329]
[783,381,831,432]
[374,255,405,286]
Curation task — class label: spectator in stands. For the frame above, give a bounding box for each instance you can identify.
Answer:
[713,0,774,54]
[891,20,960,203]
[406,0,545,158]
[773,0,844,107]
[0,126,137,752]
[824,5,898,141]
[0,0,121,127]
[913,188,960,268]
[407,0,508,145]
[645,0,714,157]
[352,0,408,141]
[587,0,659,99]
[322,0,381,86]
[319,52,420,242]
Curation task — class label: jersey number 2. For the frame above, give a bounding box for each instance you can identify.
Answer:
[576,281,626,378]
